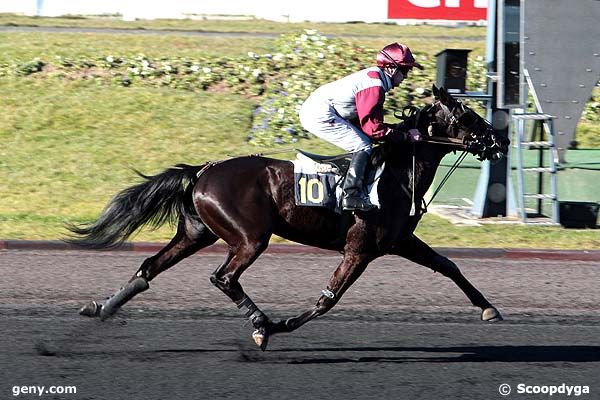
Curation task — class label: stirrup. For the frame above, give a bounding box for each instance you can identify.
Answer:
[342,196,376,212]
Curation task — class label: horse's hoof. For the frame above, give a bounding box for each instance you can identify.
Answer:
[482,307,503,322]
[79,301,101,318]
[252,328,270,352]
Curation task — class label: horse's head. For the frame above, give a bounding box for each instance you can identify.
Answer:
[420,85,510,161]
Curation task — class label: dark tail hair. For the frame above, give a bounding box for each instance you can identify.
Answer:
[65,164,204,249]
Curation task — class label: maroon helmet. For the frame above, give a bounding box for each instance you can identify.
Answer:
[376,42,423,70]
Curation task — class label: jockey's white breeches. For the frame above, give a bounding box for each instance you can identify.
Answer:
[299,95,372,154]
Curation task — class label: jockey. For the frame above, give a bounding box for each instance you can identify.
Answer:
[299,42,423,212]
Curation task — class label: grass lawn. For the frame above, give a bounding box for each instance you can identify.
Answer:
[0,79,339,241]
[0,32,274,61]
[0,13,487,38]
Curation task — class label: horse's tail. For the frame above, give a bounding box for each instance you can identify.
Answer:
[65,163,205,249]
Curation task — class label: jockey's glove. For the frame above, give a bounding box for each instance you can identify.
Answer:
[385,125,422,143]
[406,128,422,142]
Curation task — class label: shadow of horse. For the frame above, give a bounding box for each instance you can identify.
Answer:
[232,345,600,364]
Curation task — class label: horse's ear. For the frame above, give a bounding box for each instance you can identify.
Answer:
[432,84,440,98]
[438,86,450,105]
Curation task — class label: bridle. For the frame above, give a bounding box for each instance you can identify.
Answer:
[395,101,487,214]
[398,101,485,151]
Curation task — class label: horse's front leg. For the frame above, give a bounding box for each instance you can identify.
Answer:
[268,251,375,337]
[390,234,503,322]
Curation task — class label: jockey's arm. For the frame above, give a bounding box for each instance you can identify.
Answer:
[355,87,420,143]
[355,86,395,140]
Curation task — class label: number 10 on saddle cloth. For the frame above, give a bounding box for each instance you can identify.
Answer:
[292,153,384,214]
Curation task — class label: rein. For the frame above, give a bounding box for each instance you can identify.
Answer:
[422,136,467,148]
[398,103,471,214]
[425,150,468,208]
[390,146,468,217]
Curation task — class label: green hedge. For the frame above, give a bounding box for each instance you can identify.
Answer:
[1,30,597,147]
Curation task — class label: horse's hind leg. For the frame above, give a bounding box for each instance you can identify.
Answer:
[390,234,502,322]
[80,216,218,319]
[209,236,272,349]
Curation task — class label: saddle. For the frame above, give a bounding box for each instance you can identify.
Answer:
[295,149,352,175]
[292,150,384,213]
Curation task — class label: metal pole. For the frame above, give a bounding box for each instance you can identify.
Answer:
[537,121,544,216]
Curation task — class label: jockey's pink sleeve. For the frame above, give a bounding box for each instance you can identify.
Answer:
[355,85,393,140]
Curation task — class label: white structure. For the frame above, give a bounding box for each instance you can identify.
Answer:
[0,0,488,23]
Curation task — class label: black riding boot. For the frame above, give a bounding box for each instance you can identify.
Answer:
[342,150,376,212]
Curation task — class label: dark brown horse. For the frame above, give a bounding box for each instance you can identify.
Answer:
[69,86,509,350]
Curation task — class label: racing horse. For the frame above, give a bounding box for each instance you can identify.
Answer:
[69,86,509,350]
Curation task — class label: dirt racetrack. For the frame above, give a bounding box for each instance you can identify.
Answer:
[1,249,599,399]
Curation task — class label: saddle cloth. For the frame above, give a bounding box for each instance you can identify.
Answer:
[292,152,384,214]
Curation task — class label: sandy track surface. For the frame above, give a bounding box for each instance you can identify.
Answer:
[1,250,598,399]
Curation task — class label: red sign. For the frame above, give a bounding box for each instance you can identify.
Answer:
[388,0,488,21]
